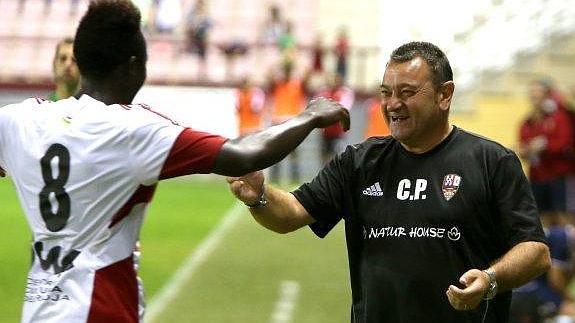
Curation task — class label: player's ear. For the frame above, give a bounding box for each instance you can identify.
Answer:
[438,81,455,111]
[128,56,140,76]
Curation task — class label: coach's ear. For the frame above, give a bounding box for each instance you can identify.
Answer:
[438,81,455,111]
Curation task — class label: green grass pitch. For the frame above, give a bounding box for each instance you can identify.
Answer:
[0,177,350,322]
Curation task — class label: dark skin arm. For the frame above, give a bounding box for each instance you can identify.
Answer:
[212,97,350,176]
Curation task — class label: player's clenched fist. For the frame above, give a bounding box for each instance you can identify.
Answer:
[304,97,350,131]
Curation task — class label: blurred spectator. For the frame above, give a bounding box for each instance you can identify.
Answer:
[185,0,212,77]
[363,85,389,139]
[151,0,182,33]
[334,26,350,80]
[259,4,286,47]
[266,62,311,183]
[278,20,297,67]
[48,38,80,101]
[510,214,575,323]
[236,77,265,135]
[311,34,325,74]
[518,80,575,219]
[316,73,354,163]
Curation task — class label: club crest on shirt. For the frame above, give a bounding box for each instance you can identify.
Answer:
[442,174,462,201]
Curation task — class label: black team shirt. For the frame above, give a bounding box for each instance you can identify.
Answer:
[292,126,546,323]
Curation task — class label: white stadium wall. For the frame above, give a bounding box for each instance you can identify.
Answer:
[134,85,238,138]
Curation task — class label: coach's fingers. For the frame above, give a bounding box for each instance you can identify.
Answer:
[226,176,241,184]
[227,178,262,203]
[446,285,468,311]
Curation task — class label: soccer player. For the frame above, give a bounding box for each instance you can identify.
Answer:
[47,37,80,101]
[228,41,551,323]
[0,1,349,322]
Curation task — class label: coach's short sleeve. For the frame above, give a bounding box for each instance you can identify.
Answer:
[492,151,546,247]
[292,146,355,238]
[127,106,226,185]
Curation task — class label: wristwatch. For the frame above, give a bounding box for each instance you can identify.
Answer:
[482,269,498,300]
[245,190,268,208]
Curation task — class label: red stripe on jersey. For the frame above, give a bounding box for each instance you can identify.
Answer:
[159,128,227,179]
[87,256,138,323]
[109,185,157,228]
[139,104,180,125]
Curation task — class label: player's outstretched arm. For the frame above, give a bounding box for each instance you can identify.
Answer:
[227,171,314,233]
[213,97,350,176]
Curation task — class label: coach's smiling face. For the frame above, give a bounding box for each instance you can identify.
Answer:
[381,57,454,154]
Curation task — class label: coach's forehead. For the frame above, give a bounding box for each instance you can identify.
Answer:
[383,57,431,86]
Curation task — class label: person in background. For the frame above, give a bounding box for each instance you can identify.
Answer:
[510,212,575,323]
[316,73,354,163]
[266,61,311,184]
[518,80,574,221]
[228,41,550,323]
[48,37,80,101]
[277,20,297,68]
[512,79,575,323]
[236,77,265,135]
[334,26,349,80]
[0,1,350,321]
[311,34,325,75]
[184,0,212,78]
[259,4,286,47]
[363,84,390,139]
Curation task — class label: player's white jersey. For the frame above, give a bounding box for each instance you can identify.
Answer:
[0,95,226,323]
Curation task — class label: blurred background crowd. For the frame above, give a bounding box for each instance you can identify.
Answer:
[2,0,575,322]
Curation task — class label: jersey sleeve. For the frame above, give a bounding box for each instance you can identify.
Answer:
[159,128,227,179]
[128,107,226,185]
[491,151,546,247]
[292,146,354,238]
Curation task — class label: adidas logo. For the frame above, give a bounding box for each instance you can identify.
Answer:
[362,182,383,196]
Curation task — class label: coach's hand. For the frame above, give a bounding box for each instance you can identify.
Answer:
[446,269,490,311]
[227,171,265,206]
[305,97,350,131]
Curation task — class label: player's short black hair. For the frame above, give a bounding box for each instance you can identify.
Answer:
[390,42,453,89]
[74,0,147,81]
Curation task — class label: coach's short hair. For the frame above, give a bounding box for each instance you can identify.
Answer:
[74,0,147,81]
[390,42,453,89]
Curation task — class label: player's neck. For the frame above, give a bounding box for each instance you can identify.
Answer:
[76,81,135,105]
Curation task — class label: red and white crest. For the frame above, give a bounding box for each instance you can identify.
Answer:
[442,174,462,201]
